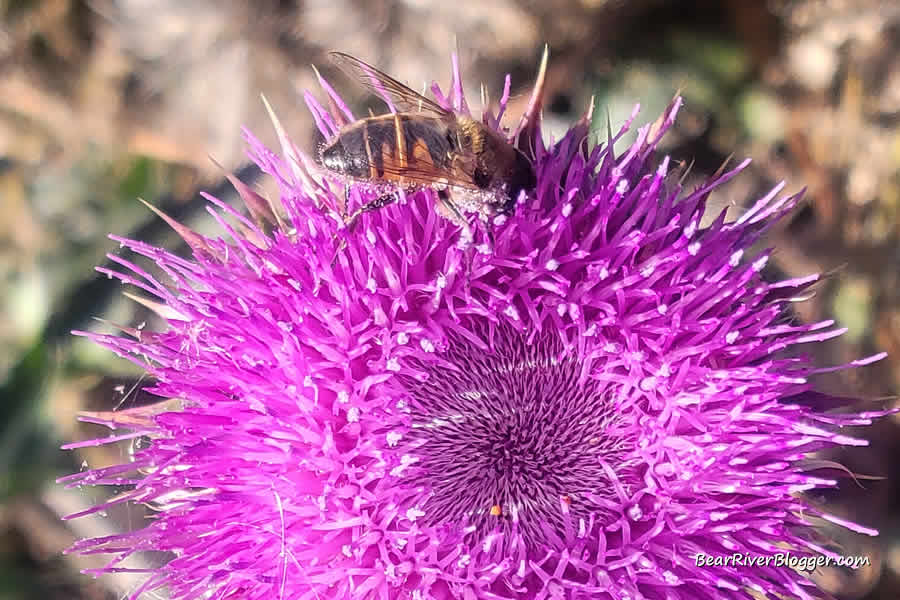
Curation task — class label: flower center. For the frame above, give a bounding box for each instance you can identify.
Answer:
[400,326,632,549]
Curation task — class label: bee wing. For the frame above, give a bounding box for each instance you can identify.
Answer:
[335,119,482,191]
[329,52,451,117]
[367,162,481,192]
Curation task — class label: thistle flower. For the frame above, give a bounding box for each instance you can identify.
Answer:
[63,50,887,600]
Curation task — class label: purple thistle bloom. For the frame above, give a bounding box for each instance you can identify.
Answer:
[63,51,888,600]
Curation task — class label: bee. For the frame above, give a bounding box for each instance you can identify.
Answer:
[316,52,538,246]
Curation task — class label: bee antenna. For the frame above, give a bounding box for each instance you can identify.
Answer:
[678,157,696,186]
[712,152,736,180]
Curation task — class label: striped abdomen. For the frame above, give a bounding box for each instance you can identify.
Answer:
[318,114,455,186]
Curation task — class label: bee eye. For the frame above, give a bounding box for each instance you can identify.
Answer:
[463,135,472,145]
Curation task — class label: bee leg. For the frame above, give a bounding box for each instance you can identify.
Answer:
[437,189,477,294]
[436,189,473,243]
[330,193,397,266]
[344,193,397,231]
[329,234,347,267]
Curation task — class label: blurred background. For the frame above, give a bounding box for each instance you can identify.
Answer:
[1,0,899,598]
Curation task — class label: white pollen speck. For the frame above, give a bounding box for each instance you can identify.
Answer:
[557,303,567,317]
[753,255,769,271]
[504,305,520,320]
[366,277,377,293]
[346,407,360,422]
[663,571,678,584]
[406,507,425,522]
[420,339,435,352]
[725,331,739,344]
[627,505,643,520]
[436,274,448,289]
[477,243,491,255]
[545,258,560,271]
[386,431,402,447]
[688,241,701,256]
[337,390,350,404]
[457,554,471,568]
[710,511,728,521]
[729,250,743,267]
[639,377,657,391]
[386,358,401,372]
[683,221,697,239]
[657,304,668,315]
[493,214,508,226]
[396,332,409,345]
[599,266,609,280]
[655,463,675,477]
[366,229,377,245]
[342,545,352,557]
[616,179,629,195]
[562,203,573,217]
[303,376,314,387]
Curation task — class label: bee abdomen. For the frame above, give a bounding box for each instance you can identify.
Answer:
[319,115,455,182]
[319,126,372,178]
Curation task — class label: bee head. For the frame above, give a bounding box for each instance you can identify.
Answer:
[501,150,537,213]
[458,120,486,154]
